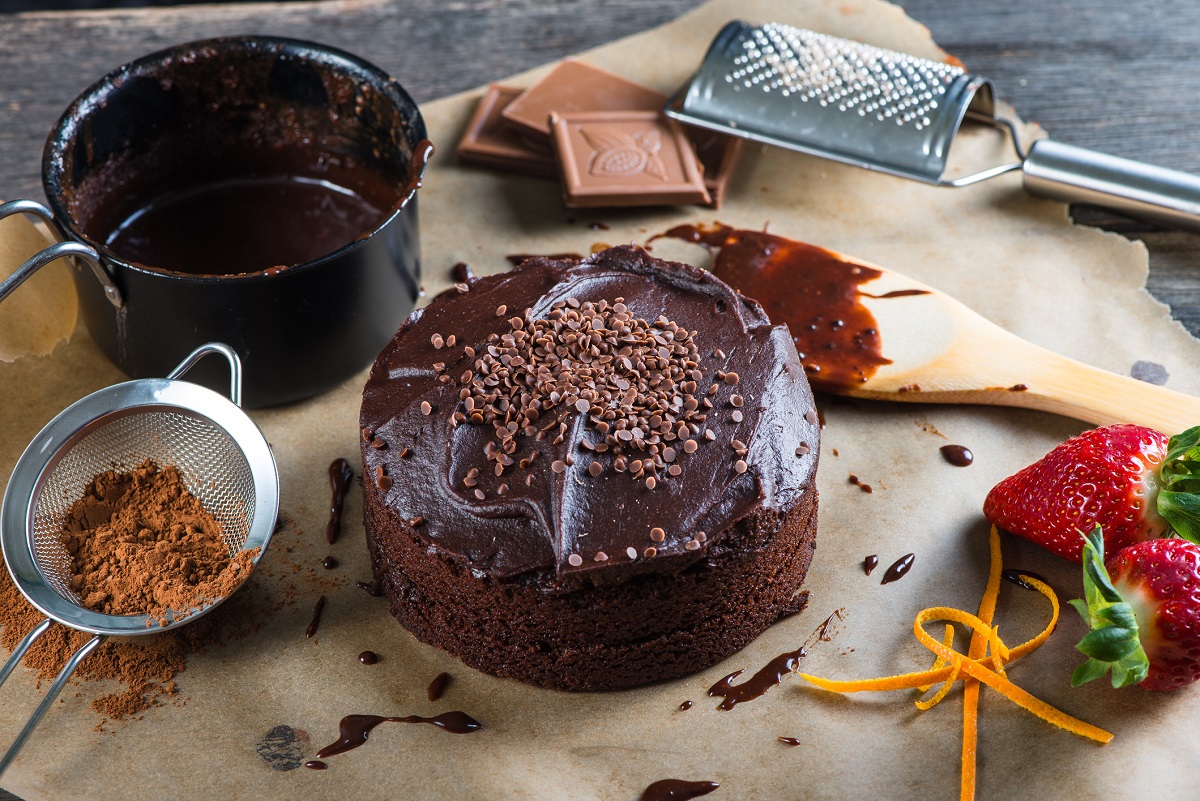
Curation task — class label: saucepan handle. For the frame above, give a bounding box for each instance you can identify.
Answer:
[1022,139,1200,232]
[0,199,123,308]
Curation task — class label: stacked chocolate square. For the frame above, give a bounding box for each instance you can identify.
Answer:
[456,59,743,208]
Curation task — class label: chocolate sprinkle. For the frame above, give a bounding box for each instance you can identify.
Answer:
[447,296,712,495]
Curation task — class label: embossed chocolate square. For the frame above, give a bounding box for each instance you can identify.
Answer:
[550,111,711,208]
[502,59,667,140]
[456,84,558,179]
[686,128,744,209]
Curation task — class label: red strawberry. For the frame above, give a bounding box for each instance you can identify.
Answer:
[1071,526,1200,691]
[983,424,1200,563]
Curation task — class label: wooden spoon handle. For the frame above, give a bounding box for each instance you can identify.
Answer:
[857,329,1200,434]
[1006,350,1200,434]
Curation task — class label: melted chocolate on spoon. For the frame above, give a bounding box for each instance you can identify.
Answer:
[651,223,926,392]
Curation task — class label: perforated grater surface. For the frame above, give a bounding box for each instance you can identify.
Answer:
[667,21,1200,230]
[0,343,278,777]
[666,21,996,184]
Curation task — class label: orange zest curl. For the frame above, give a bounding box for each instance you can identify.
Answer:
[798,526,1112,801]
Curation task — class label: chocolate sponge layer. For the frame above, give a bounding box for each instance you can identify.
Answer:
[364,484,816,690]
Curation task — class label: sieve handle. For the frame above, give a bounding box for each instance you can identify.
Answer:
[0,618,51,690]
[167,342,244,407]
[0,200,123,309]
[0,621,104,779]
[1022,139,1200,232]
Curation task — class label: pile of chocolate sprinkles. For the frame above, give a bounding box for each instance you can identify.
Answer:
[428,295,751,500]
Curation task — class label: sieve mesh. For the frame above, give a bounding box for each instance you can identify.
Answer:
[28,407,255,609]
[725,23,965,130]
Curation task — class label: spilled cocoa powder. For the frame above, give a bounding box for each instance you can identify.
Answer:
[62,459,257,623]
[0,563,257,726]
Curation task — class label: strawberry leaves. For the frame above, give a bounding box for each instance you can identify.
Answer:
[1158,425,1200,545]
[1069,525,1149,688]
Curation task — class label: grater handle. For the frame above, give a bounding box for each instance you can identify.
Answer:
[1023,139,1200,232]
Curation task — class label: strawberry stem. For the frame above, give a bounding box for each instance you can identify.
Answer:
[1159,426,1200,545]
[1070,525,1149,689]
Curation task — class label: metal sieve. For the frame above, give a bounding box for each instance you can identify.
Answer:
[666,21,1200,232]
[0,342,278,777]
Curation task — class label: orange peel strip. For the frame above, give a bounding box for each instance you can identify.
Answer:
[798,526,1112,801]
[962,679,979,801]
[961,525,1002,801]
[915,629,962,711]
[917,623,956,693]
[799,569,1061,695]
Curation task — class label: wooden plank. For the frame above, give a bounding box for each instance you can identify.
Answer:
[0,0,705,202]
[3,0,1200,342]
[897,0,1200,335]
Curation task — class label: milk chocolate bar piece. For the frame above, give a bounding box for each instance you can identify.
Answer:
[503,59,667,140]
[456,84,558,179]
[687,128,745,209]
[550,111,711,208]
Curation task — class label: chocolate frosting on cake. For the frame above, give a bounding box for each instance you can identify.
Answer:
[360,245,818,585]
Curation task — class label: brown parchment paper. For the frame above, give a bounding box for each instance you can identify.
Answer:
[3,1,1200,799]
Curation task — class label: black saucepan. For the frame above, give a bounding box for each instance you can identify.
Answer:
[0,36,430,407]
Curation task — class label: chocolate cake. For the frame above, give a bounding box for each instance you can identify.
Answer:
[359,245,820,690]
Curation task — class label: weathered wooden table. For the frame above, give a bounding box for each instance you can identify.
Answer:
[0,0,1197,797]
[2,0,1198,331]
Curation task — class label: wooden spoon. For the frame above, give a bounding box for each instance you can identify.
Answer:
[841,265,1200,433]
[655,224,1200,434]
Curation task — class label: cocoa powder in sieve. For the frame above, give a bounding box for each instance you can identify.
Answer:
[61,459,256,623]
